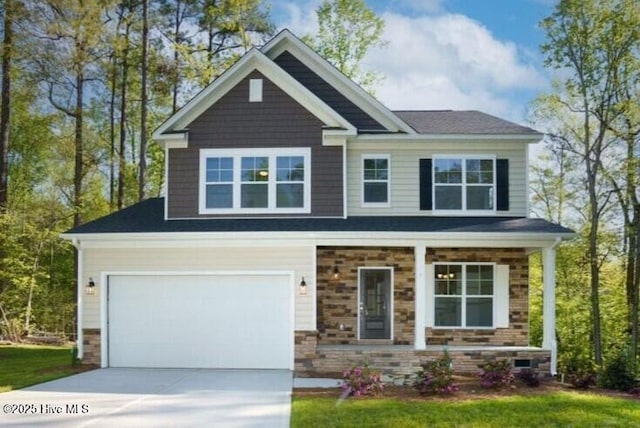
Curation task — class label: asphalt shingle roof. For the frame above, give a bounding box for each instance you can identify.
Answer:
[393,110,541,135]
[65,198,572,235]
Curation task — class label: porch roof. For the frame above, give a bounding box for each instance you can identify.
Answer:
[65,197,573,236]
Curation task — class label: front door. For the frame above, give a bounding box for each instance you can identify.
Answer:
[359,268,392,340]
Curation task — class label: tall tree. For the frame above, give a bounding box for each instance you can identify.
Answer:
[138,0,149,201]
[539,0,639,365]
[0,0,15,209]
[304,0,386,93]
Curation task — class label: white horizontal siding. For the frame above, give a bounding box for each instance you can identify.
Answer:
[82,246,314,330]
[347,141,528,217]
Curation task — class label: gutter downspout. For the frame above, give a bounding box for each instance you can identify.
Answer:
[72,238,83,360]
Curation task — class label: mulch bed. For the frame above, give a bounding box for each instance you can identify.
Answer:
[293,375,640,401]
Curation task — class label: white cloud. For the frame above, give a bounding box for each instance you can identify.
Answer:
[272,1,320,37]
[392,0,445,13]
[364,12,547,121]
[274,3,548,124]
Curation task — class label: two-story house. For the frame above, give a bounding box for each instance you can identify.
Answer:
[63,30,572,377]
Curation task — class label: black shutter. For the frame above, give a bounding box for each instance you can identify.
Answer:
[496,159,509,211]
[419,159,432,211]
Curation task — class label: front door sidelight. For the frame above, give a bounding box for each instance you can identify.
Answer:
[359,268,392,340]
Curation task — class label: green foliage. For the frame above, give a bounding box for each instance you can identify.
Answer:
[599,346,638,392]
[560,348,597,389]
[304,0,386,93]
[478,359,514,389]
[414,350,459,395]
[71,345,80,367]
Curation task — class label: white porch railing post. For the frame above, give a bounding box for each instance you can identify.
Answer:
[542,244,557,375]
[414,245,426,350]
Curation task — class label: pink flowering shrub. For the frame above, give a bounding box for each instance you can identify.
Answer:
[340,364,384,397]
[414,350,459,395]
[478,359,514,389]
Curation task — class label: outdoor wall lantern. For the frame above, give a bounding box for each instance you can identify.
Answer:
[332,266,340,280]
[86,278,96,295]
[299,277,307,295]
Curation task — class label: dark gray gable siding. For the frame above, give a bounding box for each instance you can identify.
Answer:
[274,50,386,132]
[167,70,344,218]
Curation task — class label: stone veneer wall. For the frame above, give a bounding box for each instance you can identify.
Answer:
[82,328,101,365]
[294,331,318,372]
[425,248,529,346]
[305,347,550,379]
[316,247,415,345]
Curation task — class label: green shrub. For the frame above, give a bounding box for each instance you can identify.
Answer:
[599,347,638,392]
[70,346,80,367]
[560,352,597,389]
[478,359,514,389]
[516,368,541,387]
[414,350,458,395]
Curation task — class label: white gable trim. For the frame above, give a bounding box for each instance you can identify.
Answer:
[262,30,415,135]
[152,48,356,146]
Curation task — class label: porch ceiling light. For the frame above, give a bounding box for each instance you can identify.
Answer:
[86,277,96,295]
[299,277,307,295]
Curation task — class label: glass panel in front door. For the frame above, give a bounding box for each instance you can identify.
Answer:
[359,269,392,340]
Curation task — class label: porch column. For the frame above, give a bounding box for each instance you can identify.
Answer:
[414,245,426,350]
[542,244,557,375]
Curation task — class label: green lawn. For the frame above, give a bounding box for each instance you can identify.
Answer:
[291,392,640,427]
[0,344,84,392]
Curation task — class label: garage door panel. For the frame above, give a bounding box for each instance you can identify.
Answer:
[108,274,292,369]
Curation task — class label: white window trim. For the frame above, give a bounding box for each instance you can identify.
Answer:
[357,266,394,341]
[199,147,311,214]
[432,155,496,215]
[361,154,391,208]
[432,262,496,329]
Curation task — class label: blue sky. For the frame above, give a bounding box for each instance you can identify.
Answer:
[267,0,558,126]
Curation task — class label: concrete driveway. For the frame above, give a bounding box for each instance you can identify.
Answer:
[0,368,292,427]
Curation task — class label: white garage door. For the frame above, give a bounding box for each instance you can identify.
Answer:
[107,274,292,369]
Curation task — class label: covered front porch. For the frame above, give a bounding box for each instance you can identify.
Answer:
[297,239,561,377]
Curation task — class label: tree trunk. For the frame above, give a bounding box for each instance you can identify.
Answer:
[117,23,130,210]
[0,0,13,209]
[632,210,640,360]
[109,54,117,211]
[74,70,84,227]
[138,0,148,202]
[171,0,182,114]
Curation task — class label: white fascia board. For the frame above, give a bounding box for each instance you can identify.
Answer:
[153,133,188,149]
[62,231,574,249]
[356,133,543,143]
[321,128,357,146]
[262,30,415,135]
[152,48,355,141]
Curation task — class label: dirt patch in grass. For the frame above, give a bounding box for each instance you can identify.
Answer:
[294,375,640,402]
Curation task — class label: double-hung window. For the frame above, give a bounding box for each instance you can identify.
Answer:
[434,264,494,328]
[200,148,310,214]
[433,157,495,212]
[362,155,390,206]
